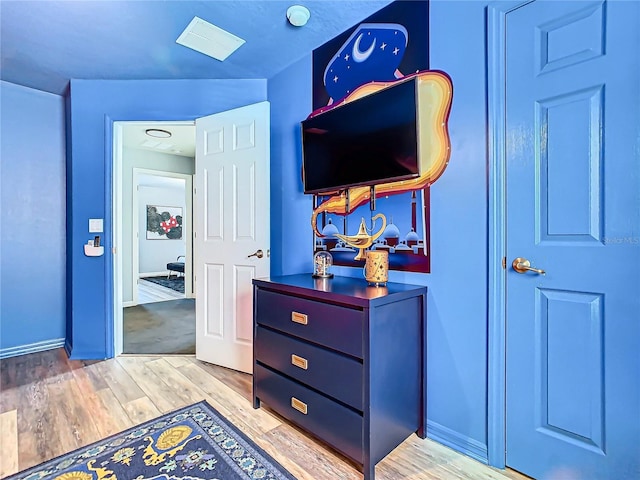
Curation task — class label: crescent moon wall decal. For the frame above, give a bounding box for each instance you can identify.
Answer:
[352,33,376,63]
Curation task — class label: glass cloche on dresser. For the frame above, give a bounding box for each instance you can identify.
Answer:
[313,250,334,278]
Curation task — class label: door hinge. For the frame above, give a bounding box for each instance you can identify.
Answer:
[502,256,506,269]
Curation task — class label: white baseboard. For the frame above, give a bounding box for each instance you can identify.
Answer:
[427,420,489,464]
[0,338,65,359]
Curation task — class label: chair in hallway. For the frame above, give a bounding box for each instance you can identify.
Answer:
[167,255,185,279]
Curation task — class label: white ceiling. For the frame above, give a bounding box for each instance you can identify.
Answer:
[123,123,196,158]
[138,173,187,190]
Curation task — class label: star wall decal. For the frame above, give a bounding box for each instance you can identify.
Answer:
[323,23,408,102]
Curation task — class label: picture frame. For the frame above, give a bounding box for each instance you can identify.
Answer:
[146,205,183,240]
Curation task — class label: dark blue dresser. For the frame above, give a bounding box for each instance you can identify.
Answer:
[252,274,427,480]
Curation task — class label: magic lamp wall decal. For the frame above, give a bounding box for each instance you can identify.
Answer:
[333,213,387,261]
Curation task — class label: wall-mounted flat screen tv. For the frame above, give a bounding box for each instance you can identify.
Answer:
[301,78,420,195]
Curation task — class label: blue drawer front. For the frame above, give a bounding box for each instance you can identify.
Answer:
[256,289,364,358]
[254,364,363,464]
[255,326,363,410]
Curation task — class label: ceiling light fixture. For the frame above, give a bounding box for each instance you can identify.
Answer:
[145,128,172,138]
[287,5,310,27]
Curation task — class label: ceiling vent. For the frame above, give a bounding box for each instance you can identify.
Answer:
[176,16,245,61]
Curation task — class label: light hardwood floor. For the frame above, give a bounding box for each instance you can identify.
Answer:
[137,278,185,304]
[0,349,530,480]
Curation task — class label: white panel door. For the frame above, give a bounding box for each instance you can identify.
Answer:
[195,102,270,373]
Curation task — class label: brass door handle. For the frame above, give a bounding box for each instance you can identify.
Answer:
[247,249,264,259]
[512,257,545,275]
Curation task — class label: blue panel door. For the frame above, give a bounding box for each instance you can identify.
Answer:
[505,1,640,478]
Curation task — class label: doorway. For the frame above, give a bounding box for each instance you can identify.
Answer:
[111,103,271,367]
[132,170,191,306]
[488,1,640,478]
[113,121,195,355]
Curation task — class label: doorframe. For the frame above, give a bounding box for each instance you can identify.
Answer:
[132,168,194,305]
[111,120,194,356]
[486,0,533,468]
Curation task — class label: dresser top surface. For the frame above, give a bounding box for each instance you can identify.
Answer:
[253,274,426,307]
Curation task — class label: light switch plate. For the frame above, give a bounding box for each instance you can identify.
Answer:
[89,218,104,233]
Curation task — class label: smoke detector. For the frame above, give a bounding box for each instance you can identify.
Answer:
[287,5,310,27]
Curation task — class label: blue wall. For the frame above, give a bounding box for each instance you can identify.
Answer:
[0,81,67,357]
[267,56,314,276]
[330,1,491,460]
[424,0,490,458]
[265,1,491,460]
[66,79,267,358]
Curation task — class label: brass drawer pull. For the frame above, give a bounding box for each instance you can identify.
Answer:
[291,311,308,325]
[291,354,308,370]
[291,397,308,415]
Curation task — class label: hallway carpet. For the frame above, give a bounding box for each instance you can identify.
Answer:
[123,298,195,354]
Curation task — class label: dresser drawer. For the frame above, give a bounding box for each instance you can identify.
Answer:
[255,289,364,358]
[254,364,363,464]
[255,326,363,410]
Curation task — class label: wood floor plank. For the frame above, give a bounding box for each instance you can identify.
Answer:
[258,422,362,480]
[95,388,134,434]
[16,381,56,472]
[116,356,191,412]
[0,380,20,415]
[163,355,193,368]
[66,363,120,440]
[189,357,252,400]
[1,349,532,480]
[45,379,87,456]
[0,409,18,477]
[137,278,184,304]
[144,357,208,404]
[176,362,281,435]
[123,397,161,425]
[73,360,110,391]
[92,358,146,405]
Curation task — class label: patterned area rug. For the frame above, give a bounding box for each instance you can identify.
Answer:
[144,275,185,293]
[8,401,296,480]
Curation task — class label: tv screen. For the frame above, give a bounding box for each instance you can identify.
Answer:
[301,78,419,195]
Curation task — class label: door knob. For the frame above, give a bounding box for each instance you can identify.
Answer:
[512,257,545,275]
[247,249,264,259]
